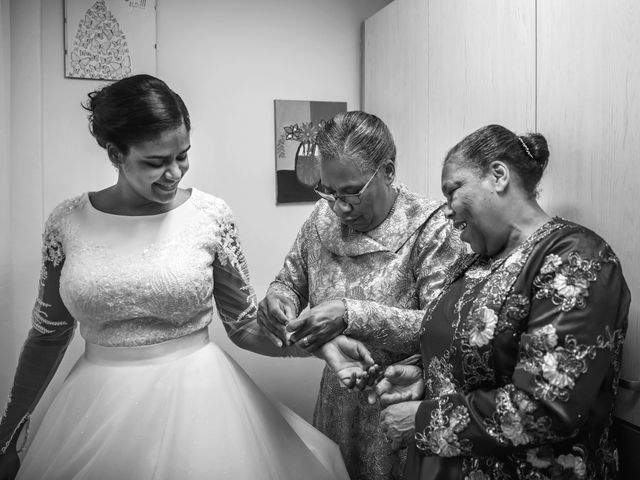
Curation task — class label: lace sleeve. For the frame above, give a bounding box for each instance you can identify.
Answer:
[212,203,259,338]
[0,210,76,455]
[212,203,304,357]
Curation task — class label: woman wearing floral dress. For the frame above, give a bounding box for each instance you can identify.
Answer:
[377,125,630,479]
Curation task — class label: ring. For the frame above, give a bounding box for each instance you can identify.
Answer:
[302,337,310,347]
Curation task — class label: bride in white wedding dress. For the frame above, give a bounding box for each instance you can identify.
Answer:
[0,74,373,480]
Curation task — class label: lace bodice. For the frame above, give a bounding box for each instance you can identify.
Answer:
[37,188,256,347]
[1,188,275,454]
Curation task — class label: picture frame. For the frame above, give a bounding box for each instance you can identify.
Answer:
[64,0,157,81]
[274,99,347,204]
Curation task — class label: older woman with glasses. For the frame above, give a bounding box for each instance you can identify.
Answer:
[257,111,465,480]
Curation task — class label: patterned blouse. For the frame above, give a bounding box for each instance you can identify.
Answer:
[404,218,630,480]
[268,186,465,480]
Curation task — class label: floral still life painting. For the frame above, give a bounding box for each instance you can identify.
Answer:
[64,0,157,80]
[274,100,347,204]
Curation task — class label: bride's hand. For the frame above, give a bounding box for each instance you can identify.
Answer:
[368,363,424,407]
[318,335,380,390]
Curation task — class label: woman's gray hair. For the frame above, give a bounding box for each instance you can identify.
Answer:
[315,111,396,173]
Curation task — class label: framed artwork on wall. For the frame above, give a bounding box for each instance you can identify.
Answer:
[274,99,347,204]
[64,0,157,81]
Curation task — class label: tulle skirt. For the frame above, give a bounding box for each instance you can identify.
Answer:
[17,329,349,480]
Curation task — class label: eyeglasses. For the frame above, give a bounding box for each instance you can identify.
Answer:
[314,163,383,206]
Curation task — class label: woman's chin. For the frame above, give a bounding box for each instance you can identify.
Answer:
[461,231,487,255]
[152,184,179,200]
[466,239,486,256]
[342,217,367,231]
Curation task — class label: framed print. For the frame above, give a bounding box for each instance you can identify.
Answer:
[274,99,347,204]
[64,0,157,80]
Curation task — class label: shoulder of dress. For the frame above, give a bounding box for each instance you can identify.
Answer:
[45,193,87,229]
[545,218,607,247]
[39,194,85,263]
[189,189,233,220]
[306,199,331,231]
[414,202,452,238]
[535,218,620,262]
[397,187,445,220]
[309,198,328,219]
[424,198,447,213]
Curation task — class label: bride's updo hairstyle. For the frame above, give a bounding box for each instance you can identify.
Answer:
[83,74,191,157]
[444,124,550,197]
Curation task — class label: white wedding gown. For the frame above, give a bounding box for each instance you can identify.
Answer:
[7,189,348,480]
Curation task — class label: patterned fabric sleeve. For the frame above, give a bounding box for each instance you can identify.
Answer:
[213,203,306,357]
[413,232,629,466]
[0,210,76,455]
[265,212,316,315]
[344,207,465,352]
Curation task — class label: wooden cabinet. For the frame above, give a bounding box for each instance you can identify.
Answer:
[364,0,429,192]
[537,0,640,426]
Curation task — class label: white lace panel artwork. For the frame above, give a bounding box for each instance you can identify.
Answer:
[64,0,157,80]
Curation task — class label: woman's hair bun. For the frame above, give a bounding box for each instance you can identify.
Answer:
[520,133,549,172]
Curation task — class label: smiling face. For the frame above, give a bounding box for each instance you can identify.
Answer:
[319,157,393,232]
[441,156,508,256]
[111,123,191,208]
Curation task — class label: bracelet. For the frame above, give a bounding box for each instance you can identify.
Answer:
[341,298,349,331]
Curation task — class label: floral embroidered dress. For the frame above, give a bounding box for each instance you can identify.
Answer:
[404,218,630,480]
[268,186,465,480]
[0,188,349,480]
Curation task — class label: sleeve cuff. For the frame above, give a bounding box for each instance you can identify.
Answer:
[341,298,350,330]
[342,298,361,336]
[267,281,301,313]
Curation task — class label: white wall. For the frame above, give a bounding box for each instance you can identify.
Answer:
[3,0,391,427]
[0,0,14,402]
[364,0,536,197]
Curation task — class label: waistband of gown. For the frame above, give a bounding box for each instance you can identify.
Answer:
[84,328,210,365]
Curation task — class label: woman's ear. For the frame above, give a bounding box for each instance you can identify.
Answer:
[489,160,510,193]
[106,143,123,165]
[383,160,396,185]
